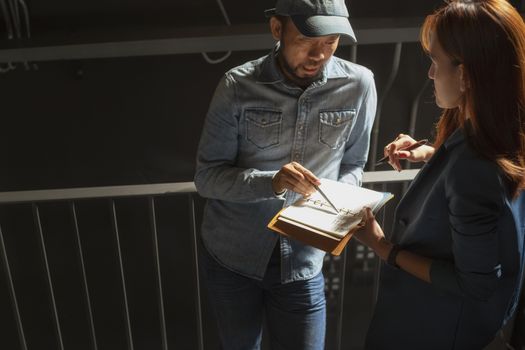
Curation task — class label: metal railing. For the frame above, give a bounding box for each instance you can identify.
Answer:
[0,170,418,350]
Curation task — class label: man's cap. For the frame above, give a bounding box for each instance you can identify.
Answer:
[265,0,356,43]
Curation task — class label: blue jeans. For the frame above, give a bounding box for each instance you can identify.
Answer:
[199,243,326,350]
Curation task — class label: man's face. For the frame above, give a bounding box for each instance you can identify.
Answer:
[270,17,340,87]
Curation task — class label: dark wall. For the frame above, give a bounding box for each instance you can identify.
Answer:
[1,2,524,349]
[2,53,226,190]
[0,0,474,191]
[1,42,440,191]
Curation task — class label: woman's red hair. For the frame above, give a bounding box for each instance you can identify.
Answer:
[421,0,525,197]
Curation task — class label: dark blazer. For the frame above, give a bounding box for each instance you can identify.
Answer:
[366,128,525,350]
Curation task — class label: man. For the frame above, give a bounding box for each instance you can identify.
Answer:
[194,0,377,348]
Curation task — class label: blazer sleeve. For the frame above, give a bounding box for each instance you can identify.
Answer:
[430,157,505,301]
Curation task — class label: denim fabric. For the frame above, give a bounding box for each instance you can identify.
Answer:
[195,45,377,282]
[200,244,326,350]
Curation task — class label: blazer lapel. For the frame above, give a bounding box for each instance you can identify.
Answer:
[401,145,447,202]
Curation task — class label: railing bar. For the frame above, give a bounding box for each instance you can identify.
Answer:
[0,182,197,204]
[32,203,65,350]
[373,183,389,303]
[0,223,28,350]
[363,169,419,184]
[369,42,404,168]
[336,248,348,350]
[403,79,431,192]
[149,197,168,350]
[0,25,421,64]
[70,201,98,350]
[188,194,204,350]
[110,200,134,350]
[0,172,417,204]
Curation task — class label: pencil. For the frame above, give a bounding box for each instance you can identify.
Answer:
[375,139,429,166]
[312,184,339,214]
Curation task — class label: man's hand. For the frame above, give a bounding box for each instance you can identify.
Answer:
[272,162,320,197]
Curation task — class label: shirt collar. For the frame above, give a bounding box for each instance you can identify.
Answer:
[256,43,350,85]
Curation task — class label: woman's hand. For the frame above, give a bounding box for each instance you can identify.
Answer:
[384,134,435,171]
[353,208,391,261]
[355,208,432,283]
[354,208,432,283]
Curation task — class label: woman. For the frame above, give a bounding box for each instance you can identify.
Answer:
[355,0,525,348]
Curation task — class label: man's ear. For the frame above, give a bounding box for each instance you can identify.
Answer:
[269,17,283,41]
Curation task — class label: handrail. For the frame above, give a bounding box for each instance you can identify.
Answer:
[0,168,419,350]
[0,182,196,204]
[0,169,419,204]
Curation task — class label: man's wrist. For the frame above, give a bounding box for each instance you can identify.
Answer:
[274,188,287,197]
[271,172,287,197]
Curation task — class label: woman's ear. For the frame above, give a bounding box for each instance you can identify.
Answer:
[459,64,469,92]
[269,17,283,41]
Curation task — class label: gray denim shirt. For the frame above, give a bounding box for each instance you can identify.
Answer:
[195,46,377,283]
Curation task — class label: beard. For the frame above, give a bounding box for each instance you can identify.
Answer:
[277,41,324,88]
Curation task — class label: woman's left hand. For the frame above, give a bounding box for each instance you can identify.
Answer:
[353,208,390,260]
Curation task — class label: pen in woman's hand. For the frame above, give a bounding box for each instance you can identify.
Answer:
[375,139,429,166]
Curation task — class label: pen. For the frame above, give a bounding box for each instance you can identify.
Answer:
[312,183,339,214]
[375,139,429,166]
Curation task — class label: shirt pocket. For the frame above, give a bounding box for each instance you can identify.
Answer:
[245,108,283,150]
[319,109,356,149]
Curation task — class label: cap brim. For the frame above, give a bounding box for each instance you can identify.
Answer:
[291,15,356,43]
[264,8,276,18]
